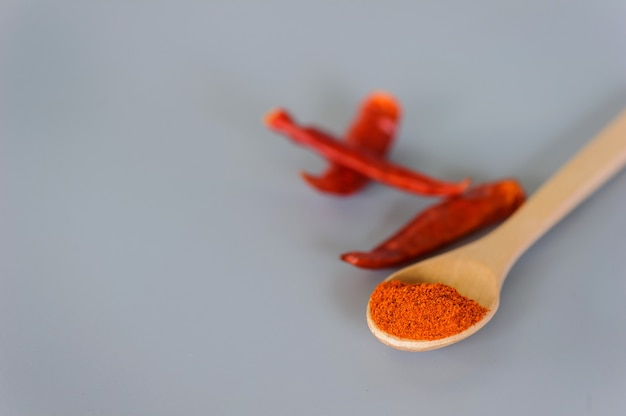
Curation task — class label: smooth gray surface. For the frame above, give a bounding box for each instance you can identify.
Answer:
[1,1,626,415]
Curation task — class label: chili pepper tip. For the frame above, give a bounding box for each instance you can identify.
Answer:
[365,91,401,119]
[340,251,403,269]
[300,171,361,196]
[264,108,293,129]
[340,252,358,264]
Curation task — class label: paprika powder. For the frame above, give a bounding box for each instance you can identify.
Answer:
[369,280,489,341]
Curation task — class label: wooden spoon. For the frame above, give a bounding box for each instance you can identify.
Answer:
[367,109,626,351]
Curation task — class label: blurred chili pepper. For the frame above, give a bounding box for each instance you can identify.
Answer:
[341,179,526,269]
[265,109,470,197]
[301,92,401,195]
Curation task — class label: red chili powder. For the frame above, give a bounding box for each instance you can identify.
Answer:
[369,281,489,340]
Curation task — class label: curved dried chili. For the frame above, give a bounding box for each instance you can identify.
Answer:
[265,109,470,197]
[341,179,526,269]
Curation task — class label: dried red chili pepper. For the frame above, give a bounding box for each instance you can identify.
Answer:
[341,179,526,269]
[265,109,470,197]
[301,92,401,195]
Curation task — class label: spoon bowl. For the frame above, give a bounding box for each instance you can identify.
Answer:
[367,109,626,351]
[367,242,502,352]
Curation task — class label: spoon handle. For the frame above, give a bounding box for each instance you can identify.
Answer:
[483,109,626,281]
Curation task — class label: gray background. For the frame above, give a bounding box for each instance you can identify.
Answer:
[1,1,626,415]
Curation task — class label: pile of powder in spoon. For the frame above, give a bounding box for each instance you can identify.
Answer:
[369,281,489,340]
